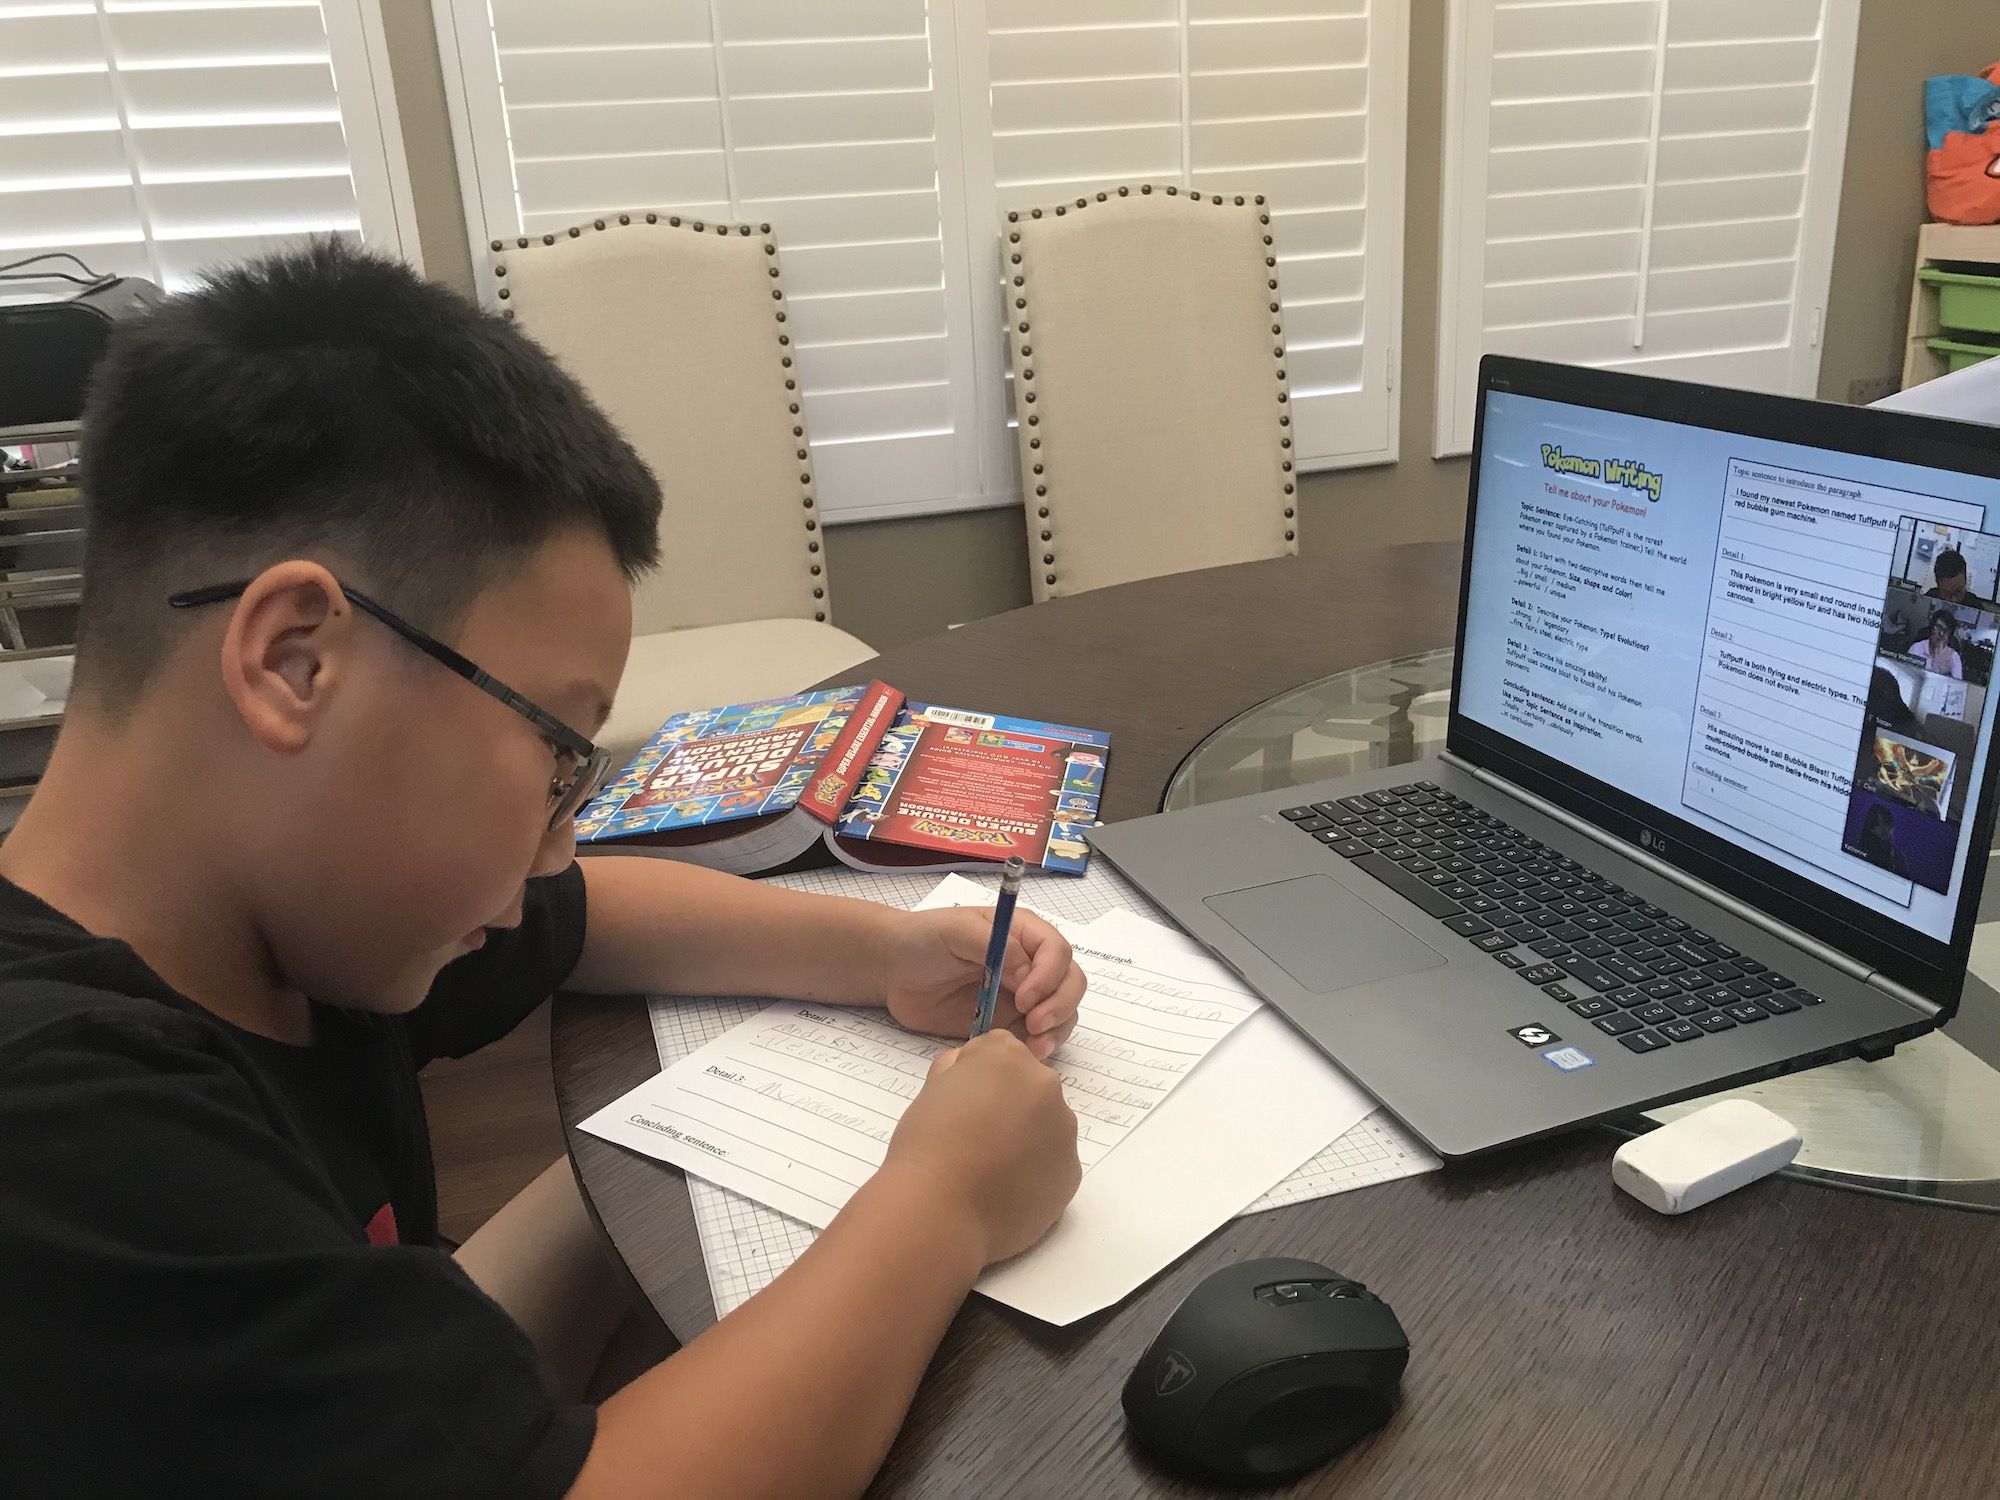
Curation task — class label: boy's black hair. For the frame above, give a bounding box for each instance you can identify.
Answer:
[1867,666,1916,727]
[74,237,661,710]
[1935,548,1968,582]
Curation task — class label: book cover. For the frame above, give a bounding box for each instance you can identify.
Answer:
[574,685,867,843]
[827,703,1110,874]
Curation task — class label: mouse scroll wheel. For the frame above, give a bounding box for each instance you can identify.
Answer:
[1307,1279,1366,1299]
[1255,1281,1320,1304]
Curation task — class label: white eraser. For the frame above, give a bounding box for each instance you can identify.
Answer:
[1611,1099,1801,1215]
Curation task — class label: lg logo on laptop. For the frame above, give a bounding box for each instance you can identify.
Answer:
[1638,828,1667,855]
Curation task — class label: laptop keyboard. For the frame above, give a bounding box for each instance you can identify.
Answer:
[1280,783,1824,1055]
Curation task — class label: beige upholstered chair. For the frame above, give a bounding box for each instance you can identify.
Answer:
[492,215,873,763]
[1004,187,1300,601]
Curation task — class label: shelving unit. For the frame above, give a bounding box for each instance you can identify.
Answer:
[0,421,83,834]
[1901,223,2000,389]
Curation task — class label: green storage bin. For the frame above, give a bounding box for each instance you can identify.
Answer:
[1927,335,2000,373]
[1918,267,2000,335]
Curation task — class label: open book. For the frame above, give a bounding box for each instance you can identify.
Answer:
[573,681,1109,877]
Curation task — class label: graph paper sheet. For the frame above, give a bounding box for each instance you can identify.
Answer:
[1243,1111,1440,1214]
[644,863,1435,1319]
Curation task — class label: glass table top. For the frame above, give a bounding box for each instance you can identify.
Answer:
[1164,647,2000,1210]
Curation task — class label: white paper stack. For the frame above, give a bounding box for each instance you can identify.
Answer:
[583,866,1438,1325]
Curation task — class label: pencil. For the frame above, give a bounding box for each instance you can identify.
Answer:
[970,856,1028,1038]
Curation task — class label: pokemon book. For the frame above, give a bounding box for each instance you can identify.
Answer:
[574,681,1110,877]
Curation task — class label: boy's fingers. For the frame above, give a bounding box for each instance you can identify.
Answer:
[1020,962,1085,1032]
[1006,918,1074,1007]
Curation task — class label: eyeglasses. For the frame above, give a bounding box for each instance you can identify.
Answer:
[169,579,614,831]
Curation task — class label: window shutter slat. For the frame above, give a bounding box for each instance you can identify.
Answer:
[495,47,718,107]
[3,10,102,72]
[487,0,709,53]
[107,6,332,63]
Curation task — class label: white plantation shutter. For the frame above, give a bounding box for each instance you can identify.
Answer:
[970,0,1407,469]
[0,0,414,302]
[443,0,983,522]
[438,1,1408,517]
[1434,0,1858,455]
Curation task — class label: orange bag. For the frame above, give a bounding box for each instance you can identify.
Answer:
[1926,62,2000,226]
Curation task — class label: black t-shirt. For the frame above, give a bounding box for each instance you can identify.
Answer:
[1923,584,1994,611]
[0,866,598,1499]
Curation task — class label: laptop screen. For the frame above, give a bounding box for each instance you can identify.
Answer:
[1453,362,2000,987]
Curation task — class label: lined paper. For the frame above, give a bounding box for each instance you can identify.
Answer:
[582,914,1261,1230]
[636,864,1438,1321]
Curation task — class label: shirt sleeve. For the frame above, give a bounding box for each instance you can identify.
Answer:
[0,1001,595,1500]
[405,862,589,1066]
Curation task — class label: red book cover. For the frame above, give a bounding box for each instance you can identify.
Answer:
[829,704,1110,873]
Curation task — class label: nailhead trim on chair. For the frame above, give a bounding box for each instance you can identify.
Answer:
[488,213,829,622]
[1003,186,1297,597]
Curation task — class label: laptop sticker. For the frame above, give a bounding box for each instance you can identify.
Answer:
[1542,1046,1595,1072]
[1508,1023,1560,1047]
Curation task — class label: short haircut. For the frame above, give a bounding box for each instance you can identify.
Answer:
[1935,548,1968,582]
[74,238,662,710]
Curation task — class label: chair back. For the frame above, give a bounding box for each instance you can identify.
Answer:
[495,218,828,633]
[1008,191,1288,604]
[1005,188,1299,601]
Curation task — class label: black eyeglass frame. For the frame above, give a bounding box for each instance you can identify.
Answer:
[168,579,612,829]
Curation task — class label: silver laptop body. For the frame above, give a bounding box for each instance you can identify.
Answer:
[1092,358,2000,1157]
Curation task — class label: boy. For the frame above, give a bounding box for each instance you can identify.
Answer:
[1927,547,1993,609]
[0,242,1084,1498]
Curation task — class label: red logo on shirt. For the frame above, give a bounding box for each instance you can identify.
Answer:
[364,1202,400,1246]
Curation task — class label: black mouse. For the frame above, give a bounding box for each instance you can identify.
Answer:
[1122,1257,1409,1485]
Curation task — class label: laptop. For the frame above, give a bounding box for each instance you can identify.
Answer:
[1090,356,2000,1158]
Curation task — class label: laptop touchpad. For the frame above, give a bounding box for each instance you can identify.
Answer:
[1204,877,1447,994]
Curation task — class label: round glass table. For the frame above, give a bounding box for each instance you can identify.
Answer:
[1164,647,2000,1211]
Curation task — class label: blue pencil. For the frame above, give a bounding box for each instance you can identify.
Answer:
[970,856,1028,1038]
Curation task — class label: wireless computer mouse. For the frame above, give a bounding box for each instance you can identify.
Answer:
[1122,1257,1409,1485]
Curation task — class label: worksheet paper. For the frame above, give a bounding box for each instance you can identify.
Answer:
[977,952,1378,1324]
[916,891,1439,1225]
[581,898,1263,1236]
[915,893,1385,1325]
[1242,1112,1440,1214]
[623,866,1437,1323]
[648,865,1138,1320]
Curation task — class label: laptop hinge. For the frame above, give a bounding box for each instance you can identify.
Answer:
[1444,751,1941,1019]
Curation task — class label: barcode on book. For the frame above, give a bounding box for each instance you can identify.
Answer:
[917,707,993,729]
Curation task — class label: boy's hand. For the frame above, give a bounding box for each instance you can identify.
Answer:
[880,1032,1081,1263]
[878,907,1085,1059]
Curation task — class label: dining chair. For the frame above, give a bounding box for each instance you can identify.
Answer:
[1002,186,1300,602]
[492,215,873,764]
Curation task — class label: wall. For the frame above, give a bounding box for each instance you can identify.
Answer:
[379,2,1990,650]
[378,4,473,295]
[1814,4,1998,406]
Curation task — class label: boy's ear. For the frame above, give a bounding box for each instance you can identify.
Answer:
[215,562,352,754]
